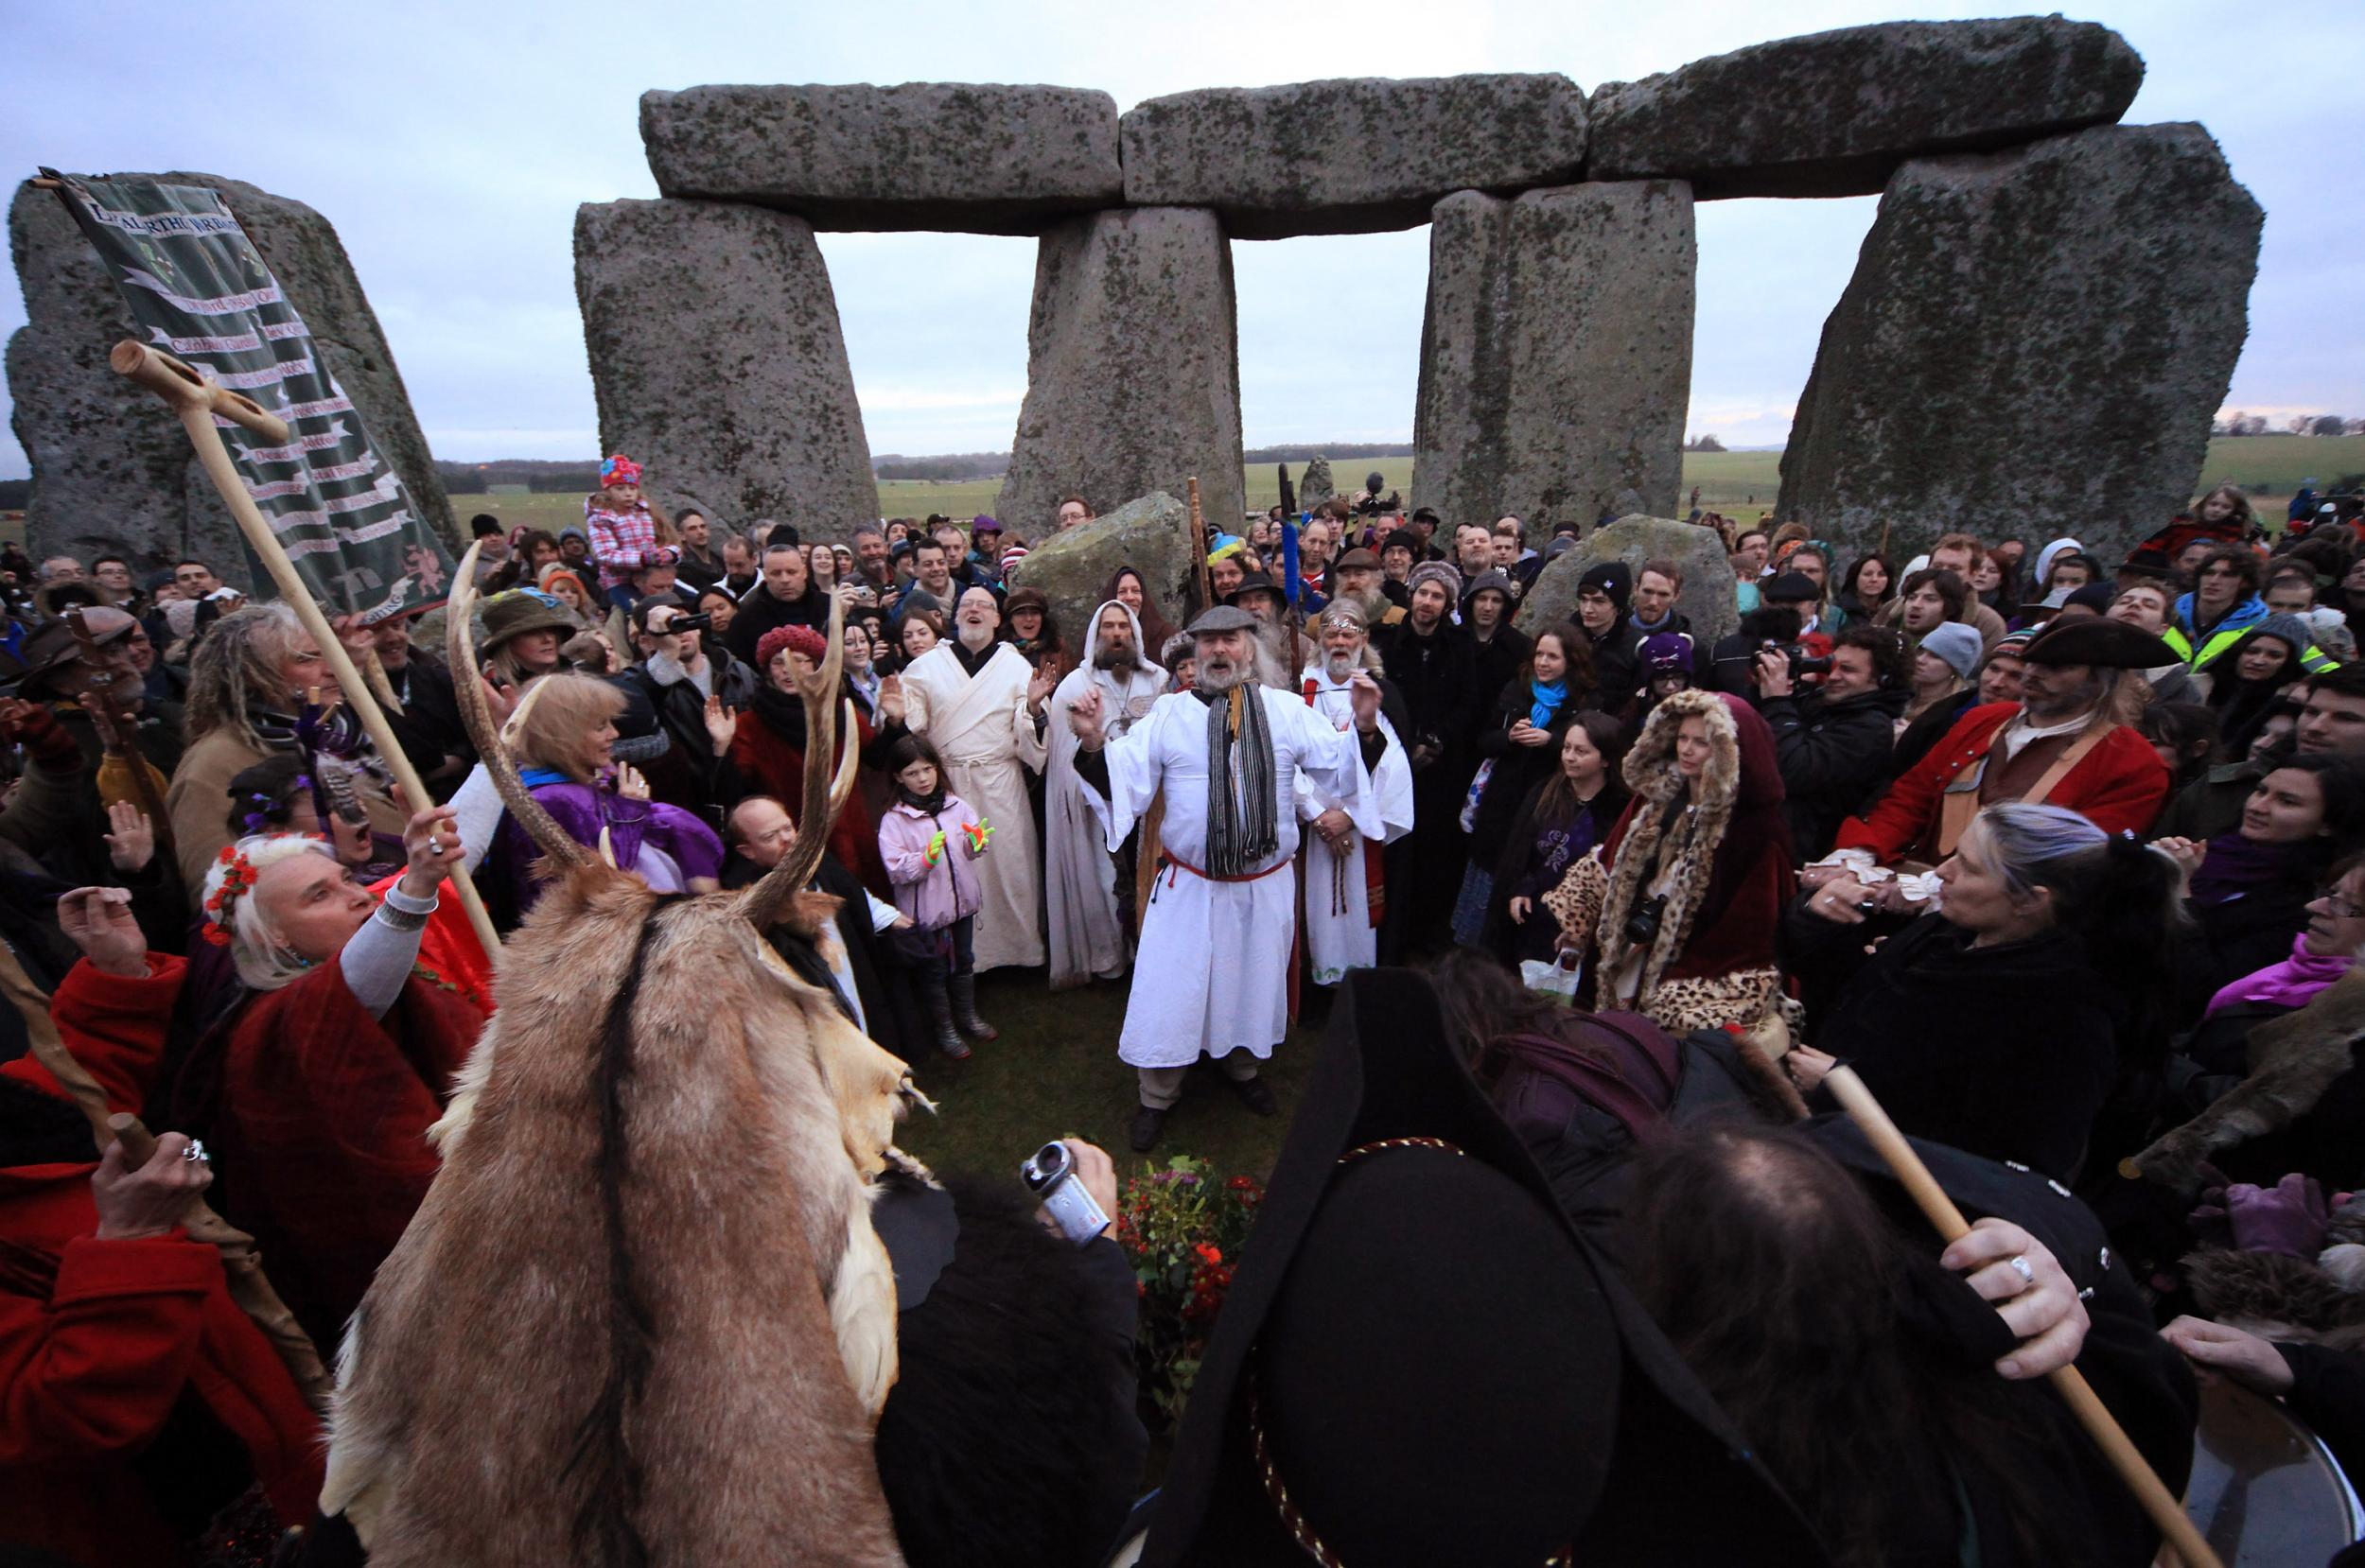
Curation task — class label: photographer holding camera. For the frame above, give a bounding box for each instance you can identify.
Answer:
[1756,624,1913,859]
[611,595,757,816]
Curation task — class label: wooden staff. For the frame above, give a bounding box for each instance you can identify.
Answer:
[1823,1066,2220,1568]
[109,340,501,963]
[1187,476,1213,614]
[61,602,174,850]
[0,945,332,1411]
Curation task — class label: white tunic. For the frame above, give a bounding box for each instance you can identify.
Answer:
[1084,685,1372,1068]
[1294,667,1414,985]
[1044,615,1165,989]
[902,640,1049,971]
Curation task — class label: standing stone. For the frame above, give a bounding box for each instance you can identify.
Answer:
[639,84,1122,235]
[1777,124,2262,568]
[1005,491,1194,647]
[1120,76,1589,239]
[1299,456,1335,513]
[8,173,456,581]
[1412,182,1694,537]
[1589,18,2142,199]
[575,199,877,535]
[997,207,1243,540]
[1517,516,1738,647]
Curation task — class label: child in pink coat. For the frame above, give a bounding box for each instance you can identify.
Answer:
[876,735,996,1056]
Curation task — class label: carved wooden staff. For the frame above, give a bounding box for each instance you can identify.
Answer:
[1824,1065,2221,1568]
[0,944,331,1411]
[61,601,174,852]
[110,340,501,961]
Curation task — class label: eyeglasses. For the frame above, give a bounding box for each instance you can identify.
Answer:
[2314,892,2365,918]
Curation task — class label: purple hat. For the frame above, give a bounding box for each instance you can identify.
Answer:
[1639,631,1693,677]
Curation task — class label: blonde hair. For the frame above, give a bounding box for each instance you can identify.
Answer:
[504,671,624,782]
[205,834,343,991]
[185,601,305,747]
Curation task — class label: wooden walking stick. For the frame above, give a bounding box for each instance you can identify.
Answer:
[60,602,175,853]
[0,945,332,1412]
[1823,1066,2221,1568]
[110,340,502,963]
[1187,476,1214,614]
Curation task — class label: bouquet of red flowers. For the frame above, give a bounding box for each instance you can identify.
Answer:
[1114,1156,1264,1426]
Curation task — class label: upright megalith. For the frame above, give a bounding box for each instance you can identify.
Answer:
[997,207,1244,538]
[1298,457,1335,512]
[1411,181,1694,537]
[7,172,454,580]
[1776,124,2262,568]
[1589,17,2143,200]
[575,199,878,533]
[1006,491,1196,646]
[1120,76,1589,239]
[640,83,1123,235]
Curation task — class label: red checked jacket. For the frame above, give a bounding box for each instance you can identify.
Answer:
[1831,701,2172,865]
[0,956,324,1568]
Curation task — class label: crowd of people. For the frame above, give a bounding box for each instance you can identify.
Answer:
[10,459,2365,1565]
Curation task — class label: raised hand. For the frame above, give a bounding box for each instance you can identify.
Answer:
[102,802,155,872]
[92,1131,212,1241]
[1067,686,1106,747]
[399,806,465,897]
[879,672,906,724]
[1348,672,1381,733]
[704,694,738,756]
[615,762,651,802]
[56,886,147,977]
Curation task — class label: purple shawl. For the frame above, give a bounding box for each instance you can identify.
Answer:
[491,781,725,914]
[2203,932,2353,1019]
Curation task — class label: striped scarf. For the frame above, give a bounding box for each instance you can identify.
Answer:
[1204,684,1278,877]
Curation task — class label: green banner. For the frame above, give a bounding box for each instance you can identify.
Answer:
[46,169,456,621]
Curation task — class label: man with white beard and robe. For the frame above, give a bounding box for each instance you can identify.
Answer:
[1296,603,1414,987]
[902,584,1052,972]
[1068,605,1387,1151]
[1044,600,1165,989]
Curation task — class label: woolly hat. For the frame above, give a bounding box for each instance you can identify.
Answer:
[1576,561,1631,614]
[535,564,591,601]
[600,453,642,489]
[756,623,830,671]
[2062,580,2118,615]
[2022,617,2181,670]
[971,514,1002,535]
[2033,536,2083,585]
[1917,621,1984,682]
[1639,630,1694,676]
[2246,613,2316,657]
[1379,529,1423,559]
[1986,629,2038,662]
[1406,561,1464,603]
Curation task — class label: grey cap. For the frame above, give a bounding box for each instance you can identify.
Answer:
[1186,604,1260,636]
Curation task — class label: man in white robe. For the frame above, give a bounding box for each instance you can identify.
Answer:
[1068,606,1387,1151]
[1044,600,1165,989]
[1296,604,1413,986]
[902,584,1050,971]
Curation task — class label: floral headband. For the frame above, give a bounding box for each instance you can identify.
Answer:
[201,843,260,947]
[600,453,642,488]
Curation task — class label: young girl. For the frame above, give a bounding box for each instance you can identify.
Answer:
[584,453,667,613]
[877,734,995,1057]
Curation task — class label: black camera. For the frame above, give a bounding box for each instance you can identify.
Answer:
[1760,638,1832,680]
[666,611,714,635]
[1623,892,1669,948]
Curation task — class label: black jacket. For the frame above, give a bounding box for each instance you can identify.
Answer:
[1785,908,2119,1181]
[1582,620,1642,718]
[724,582,832,664]
[1759,685,1907,860]
[725,848,924,1060]
[1468,675,1594,865]
[1375,618,1477,776]
[611,651,760,819]
[1464,624,1532,725]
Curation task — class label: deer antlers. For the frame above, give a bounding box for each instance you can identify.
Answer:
[739,588,857,929]
[447,541,596,871]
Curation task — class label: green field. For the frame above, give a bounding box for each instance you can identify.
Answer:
[439,434,2363,544]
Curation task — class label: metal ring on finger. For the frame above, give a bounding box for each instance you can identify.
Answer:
[427,834,443,855]
[2006,1254,2036,1290]
[183,1139,208,1164]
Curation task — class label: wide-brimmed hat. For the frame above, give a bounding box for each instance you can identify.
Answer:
[2022,618,2181,669]
[479,589,578,653]
[1139,970,1823,1568]
[14,608,140,691]
[1225,570,1288,608]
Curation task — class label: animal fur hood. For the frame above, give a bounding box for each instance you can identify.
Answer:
[1592,690,1791,1012]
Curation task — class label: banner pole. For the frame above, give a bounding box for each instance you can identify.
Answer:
[110,340,503,963]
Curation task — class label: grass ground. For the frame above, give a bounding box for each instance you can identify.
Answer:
[891,967,1319,1187]
[434,433,2365,546]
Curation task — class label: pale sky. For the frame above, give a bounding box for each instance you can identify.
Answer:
[3,0,2357,479]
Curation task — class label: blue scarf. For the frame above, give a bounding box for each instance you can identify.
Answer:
[1528,678,1567,730]
[519,766,571,788]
